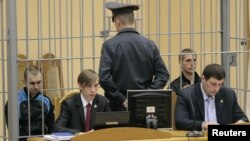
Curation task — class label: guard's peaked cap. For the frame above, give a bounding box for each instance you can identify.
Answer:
[106,2,139,22]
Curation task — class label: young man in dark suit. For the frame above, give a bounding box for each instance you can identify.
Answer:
[55,69,110,133]
[175,64,249,131]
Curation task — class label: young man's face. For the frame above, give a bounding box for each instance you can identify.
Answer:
[181,54,197,74]
[201,76,224,97]
[25,73,42,95]
[79,78,99,102]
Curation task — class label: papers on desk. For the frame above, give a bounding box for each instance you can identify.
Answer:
[44,132,74,141]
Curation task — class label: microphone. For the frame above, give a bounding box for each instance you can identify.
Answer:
[186,87,204,137]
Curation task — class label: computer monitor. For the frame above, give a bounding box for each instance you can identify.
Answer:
[94,111,130,130]
[127,89,173,130]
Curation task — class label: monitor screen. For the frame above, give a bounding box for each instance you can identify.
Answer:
[94,111,130,130]
[127,89,173,130]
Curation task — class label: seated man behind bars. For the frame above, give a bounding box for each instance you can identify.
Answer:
[5,65,55,141]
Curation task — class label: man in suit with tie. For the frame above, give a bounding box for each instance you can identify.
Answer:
[55,69,111,133]
[175,64,249,131]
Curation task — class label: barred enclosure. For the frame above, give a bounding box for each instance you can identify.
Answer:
[1,0,250,140]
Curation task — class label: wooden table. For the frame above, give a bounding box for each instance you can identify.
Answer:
[28,128,208,141]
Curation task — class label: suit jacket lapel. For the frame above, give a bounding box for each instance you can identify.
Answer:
[215,92,223,122]
[194,84,205,119]
[75,94,85,127]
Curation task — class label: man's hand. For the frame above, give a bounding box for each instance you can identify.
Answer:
[234,120,246,124]
[203,121,219,130]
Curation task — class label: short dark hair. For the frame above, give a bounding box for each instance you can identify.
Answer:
[115,12,135,25]
[24,65,41,81]
[179,48,196,62]
[202,64,225,80]
[77,69,98,86]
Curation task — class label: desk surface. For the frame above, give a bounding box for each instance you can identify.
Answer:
[27,128,208,141]
[161,130,207,137]
[163,130,207,141]
[71,128,207,141]
[27,122,250,141]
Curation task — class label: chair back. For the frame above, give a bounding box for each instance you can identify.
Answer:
[60,90,80,103]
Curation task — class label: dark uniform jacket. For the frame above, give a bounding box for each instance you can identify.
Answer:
[99,28,169,111]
